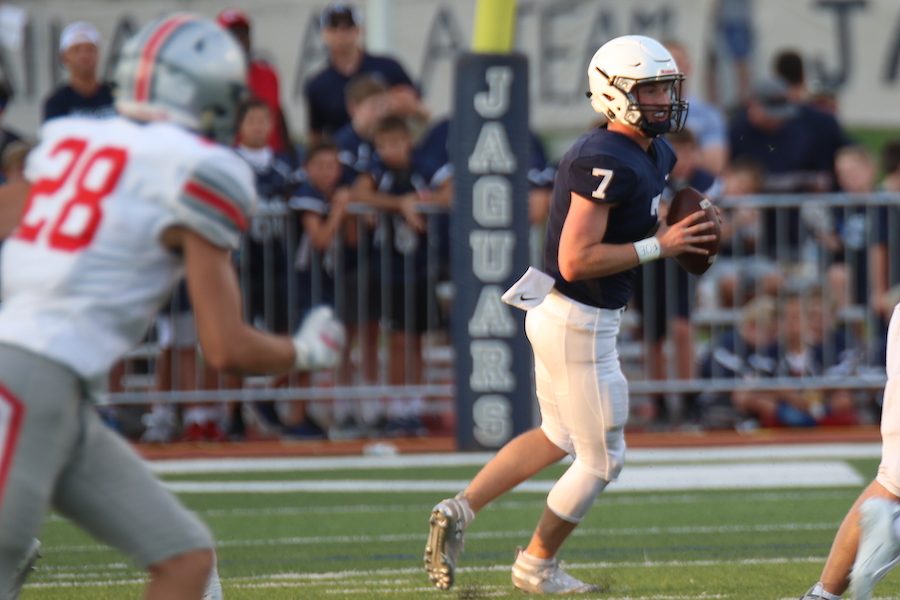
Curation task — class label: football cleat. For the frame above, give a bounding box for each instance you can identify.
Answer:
[798,583,837,599]
[511,547,601,594]
[850,497,900,600]
[8,538,41,599]
[423,497,470,590]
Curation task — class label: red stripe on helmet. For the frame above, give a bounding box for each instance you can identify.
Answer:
[134,14,195,102]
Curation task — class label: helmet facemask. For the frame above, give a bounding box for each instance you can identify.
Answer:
[592,67,689,137]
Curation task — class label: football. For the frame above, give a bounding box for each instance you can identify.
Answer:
[665,186,721,276]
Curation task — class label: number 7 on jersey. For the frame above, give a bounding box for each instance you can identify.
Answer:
[591,167,614,200]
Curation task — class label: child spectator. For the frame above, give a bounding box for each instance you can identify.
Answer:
[634,129,720,424]
[333,75,389,183]
[699,157,782,310]
[235,98,299,333]
[698,296,780,429]
[822,145,889,367]
[234,99,324,438]
[291,141,377,436]
[353,115,452,435]
[775,290,859,427]
[218,8,294,159]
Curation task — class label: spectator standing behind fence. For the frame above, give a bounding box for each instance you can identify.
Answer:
[43,21,114,121]
[304,3,427,142]
[772,48,850,190]
[728,78,848,275]
[291,141,379,437]
[233,98,329,439]
[819,146,887,330]
[698,157,782,311]
[634,129,721,426]
[218,8,294,160]
[235,99,300,333]
[664,40,729,175]
[334,75,390,183]
[353,115,452,436]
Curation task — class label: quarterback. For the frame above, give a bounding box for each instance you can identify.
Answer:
[0,14,343,599]
[424,34,716,594]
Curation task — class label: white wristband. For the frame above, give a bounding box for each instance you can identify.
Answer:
[633,237,661,264]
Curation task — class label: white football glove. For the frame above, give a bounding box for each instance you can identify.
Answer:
[292,306,346,371]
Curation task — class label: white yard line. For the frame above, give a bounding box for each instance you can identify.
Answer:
[146,443,881,474]
[158,460,863,494]
[43,490,854,524]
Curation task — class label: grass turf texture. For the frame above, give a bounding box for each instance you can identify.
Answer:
[20,454,899,599]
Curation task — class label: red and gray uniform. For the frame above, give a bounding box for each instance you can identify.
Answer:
[0,115,255,580]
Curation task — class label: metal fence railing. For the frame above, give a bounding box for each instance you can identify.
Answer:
[100,193,900,435]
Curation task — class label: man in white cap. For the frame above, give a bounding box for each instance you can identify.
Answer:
[42,20,115,121]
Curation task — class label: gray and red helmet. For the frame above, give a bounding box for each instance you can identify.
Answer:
[114,13,247,143]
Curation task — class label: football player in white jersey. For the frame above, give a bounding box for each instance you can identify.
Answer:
[801,303,900,600]
[0,14,344,600]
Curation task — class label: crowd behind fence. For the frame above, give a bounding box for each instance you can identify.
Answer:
[99,192,900,441]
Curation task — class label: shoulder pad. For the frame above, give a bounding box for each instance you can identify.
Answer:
[173,149,257,250]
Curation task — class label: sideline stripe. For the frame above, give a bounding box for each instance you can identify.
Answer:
[146,443,881,474]
[160,461,863,494]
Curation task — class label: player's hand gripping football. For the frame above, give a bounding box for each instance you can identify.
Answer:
[292,306,346,371]
[655,210,717,258]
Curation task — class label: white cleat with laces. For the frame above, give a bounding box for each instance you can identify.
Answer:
[511,547,601,594]
[849,497,900,600]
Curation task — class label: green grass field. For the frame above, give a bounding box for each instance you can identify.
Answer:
[19,444,900,599]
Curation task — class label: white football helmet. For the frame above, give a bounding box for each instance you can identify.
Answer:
[114,14,247,143]
[587,35,688,137]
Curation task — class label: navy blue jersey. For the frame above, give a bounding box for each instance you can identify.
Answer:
[235,147,301,301]
[367,151,450,283]
[333,123,375,184]
[544,128,676,309]
[290,181,345,312]
[304,53,414,136]
[43,83,115,121]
